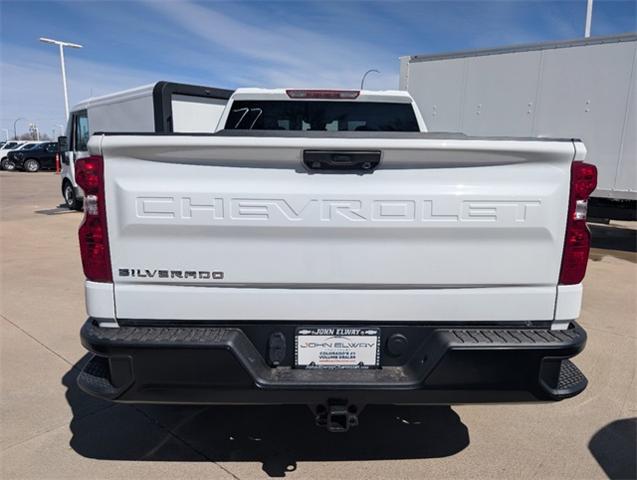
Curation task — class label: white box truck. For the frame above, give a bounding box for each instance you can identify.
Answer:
[400,33,637,220]
[60,81,233,209]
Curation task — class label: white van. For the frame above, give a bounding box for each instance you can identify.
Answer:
[60,81,233,209]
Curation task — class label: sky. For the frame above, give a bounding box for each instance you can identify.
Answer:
[1,0,635,139]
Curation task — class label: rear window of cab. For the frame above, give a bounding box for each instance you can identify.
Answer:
[225,100,419,132]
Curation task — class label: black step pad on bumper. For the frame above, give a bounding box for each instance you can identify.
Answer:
[540,359,588,400]
[441,328,581,346]
[83,322,583,347]
[79,320,587,404]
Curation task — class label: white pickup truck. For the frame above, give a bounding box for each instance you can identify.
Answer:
[76,88,596,432]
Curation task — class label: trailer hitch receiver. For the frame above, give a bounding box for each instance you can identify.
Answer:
[314,399,359,433]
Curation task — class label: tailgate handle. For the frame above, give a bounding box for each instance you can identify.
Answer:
[303,150,380,173]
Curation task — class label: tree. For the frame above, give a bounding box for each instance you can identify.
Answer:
[17,132,51,141]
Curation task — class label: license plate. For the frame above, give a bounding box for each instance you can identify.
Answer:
[295,327,380,369]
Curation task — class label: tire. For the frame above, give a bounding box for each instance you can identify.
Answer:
[23,159,40,173]
[62,180,82,210]
[1,158,15,171]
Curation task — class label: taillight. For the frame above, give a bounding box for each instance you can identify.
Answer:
[286,89,360,99]
[559,161,597,285]
[76,155,112,283]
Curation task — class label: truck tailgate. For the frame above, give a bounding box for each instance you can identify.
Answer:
[97,134,575,322]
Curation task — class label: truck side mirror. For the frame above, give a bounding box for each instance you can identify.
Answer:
[58,136,69,153]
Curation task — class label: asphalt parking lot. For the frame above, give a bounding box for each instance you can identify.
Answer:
[1,171,635,480]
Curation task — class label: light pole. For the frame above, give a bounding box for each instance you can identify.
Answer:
[584,0,593,38]
[360,69,380,90]
[13,117,26,140]
[29,123,40,141]
[39,37,83,120]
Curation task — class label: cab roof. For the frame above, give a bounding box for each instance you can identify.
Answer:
[230,88,415,103]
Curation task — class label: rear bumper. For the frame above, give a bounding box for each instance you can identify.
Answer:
[78,318,587,405]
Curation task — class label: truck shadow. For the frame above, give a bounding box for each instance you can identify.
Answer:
[63,356,470,477]
[588,418,636,480]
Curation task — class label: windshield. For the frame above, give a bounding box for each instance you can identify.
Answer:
[20,143,39,151]
[3,142,19,149]
[225,100,419,132]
